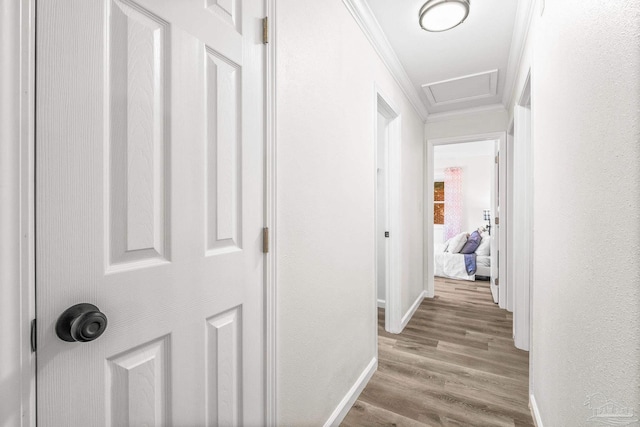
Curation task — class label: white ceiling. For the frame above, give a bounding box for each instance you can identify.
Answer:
[365,0,519,115]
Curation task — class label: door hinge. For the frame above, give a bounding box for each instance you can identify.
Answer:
[495,278,499,287]
[263,227,269,253]
[495,217,500,225]
[495,155,499,164]
[30,319,37,352]
[262,17,269,44]
[385,231,390,238]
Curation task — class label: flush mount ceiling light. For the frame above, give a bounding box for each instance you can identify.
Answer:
[419,0,470,32]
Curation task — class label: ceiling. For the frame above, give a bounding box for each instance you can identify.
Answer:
[365,0,519,115]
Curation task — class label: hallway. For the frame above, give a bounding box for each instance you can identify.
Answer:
[342,278,533,426]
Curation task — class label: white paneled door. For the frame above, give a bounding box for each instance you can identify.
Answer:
[36,0,265,425]
[490,144,499,304]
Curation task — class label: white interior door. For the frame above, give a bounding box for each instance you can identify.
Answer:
[36,0,265,425]
[489,145,499,303]
[497,136,508,309]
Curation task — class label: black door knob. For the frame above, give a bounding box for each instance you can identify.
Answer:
[55,303,108,342]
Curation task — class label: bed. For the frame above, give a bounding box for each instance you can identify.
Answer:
[434,231,491,281]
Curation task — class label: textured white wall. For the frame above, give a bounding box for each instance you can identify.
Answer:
[276,0,425,424]
[433,153,493,235]
[525,1,640,424]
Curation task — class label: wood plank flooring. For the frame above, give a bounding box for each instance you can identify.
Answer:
[341,277,533,427]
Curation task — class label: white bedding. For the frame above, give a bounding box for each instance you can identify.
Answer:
[476,256,491,278]
[434,244,491,281]
[434,252,475,281]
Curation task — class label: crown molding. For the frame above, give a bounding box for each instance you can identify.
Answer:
[426,103,507,123]
[342,0,429,121]
[502,0,536,110]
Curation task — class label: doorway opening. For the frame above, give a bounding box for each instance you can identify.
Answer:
[425,132,507,303]
[375,90,401,334]
[376,111,389,310]
[431,140,496,297]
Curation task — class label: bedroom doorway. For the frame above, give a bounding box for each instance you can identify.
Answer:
[432,140,495,290]
[425,132,507,302]
[376,111,389,311]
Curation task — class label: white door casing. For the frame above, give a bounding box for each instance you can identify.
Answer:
[513,100,532,352]
[497,136,509,310]
[490,144,499,303]
[490,136,508,307]
[36,0,265,425]
[1,0,37,424]
[506,128,515,313]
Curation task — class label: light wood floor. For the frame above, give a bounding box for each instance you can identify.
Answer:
[341,277,533,427]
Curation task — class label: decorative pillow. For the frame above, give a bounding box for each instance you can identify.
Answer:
[447,232,469,254]
[476,233,491,256]
[442,237,452,252]
[460,230,482,254]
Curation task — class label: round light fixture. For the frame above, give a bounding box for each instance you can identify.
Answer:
[419,0,470,32]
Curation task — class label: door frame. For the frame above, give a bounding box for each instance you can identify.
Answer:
[265,0,277,424]
[511,71,533,352]
[2,0,277,424]
[373,86,403,335]
[506,124,515,313]
[1,0,36,425]
[424,131,507,299]
[495,136,509,309]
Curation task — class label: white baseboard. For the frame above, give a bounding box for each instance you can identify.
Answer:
[399,291,427,332]
[377,299,386,308]
[530,393,543,427]
[323,357,377,427]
